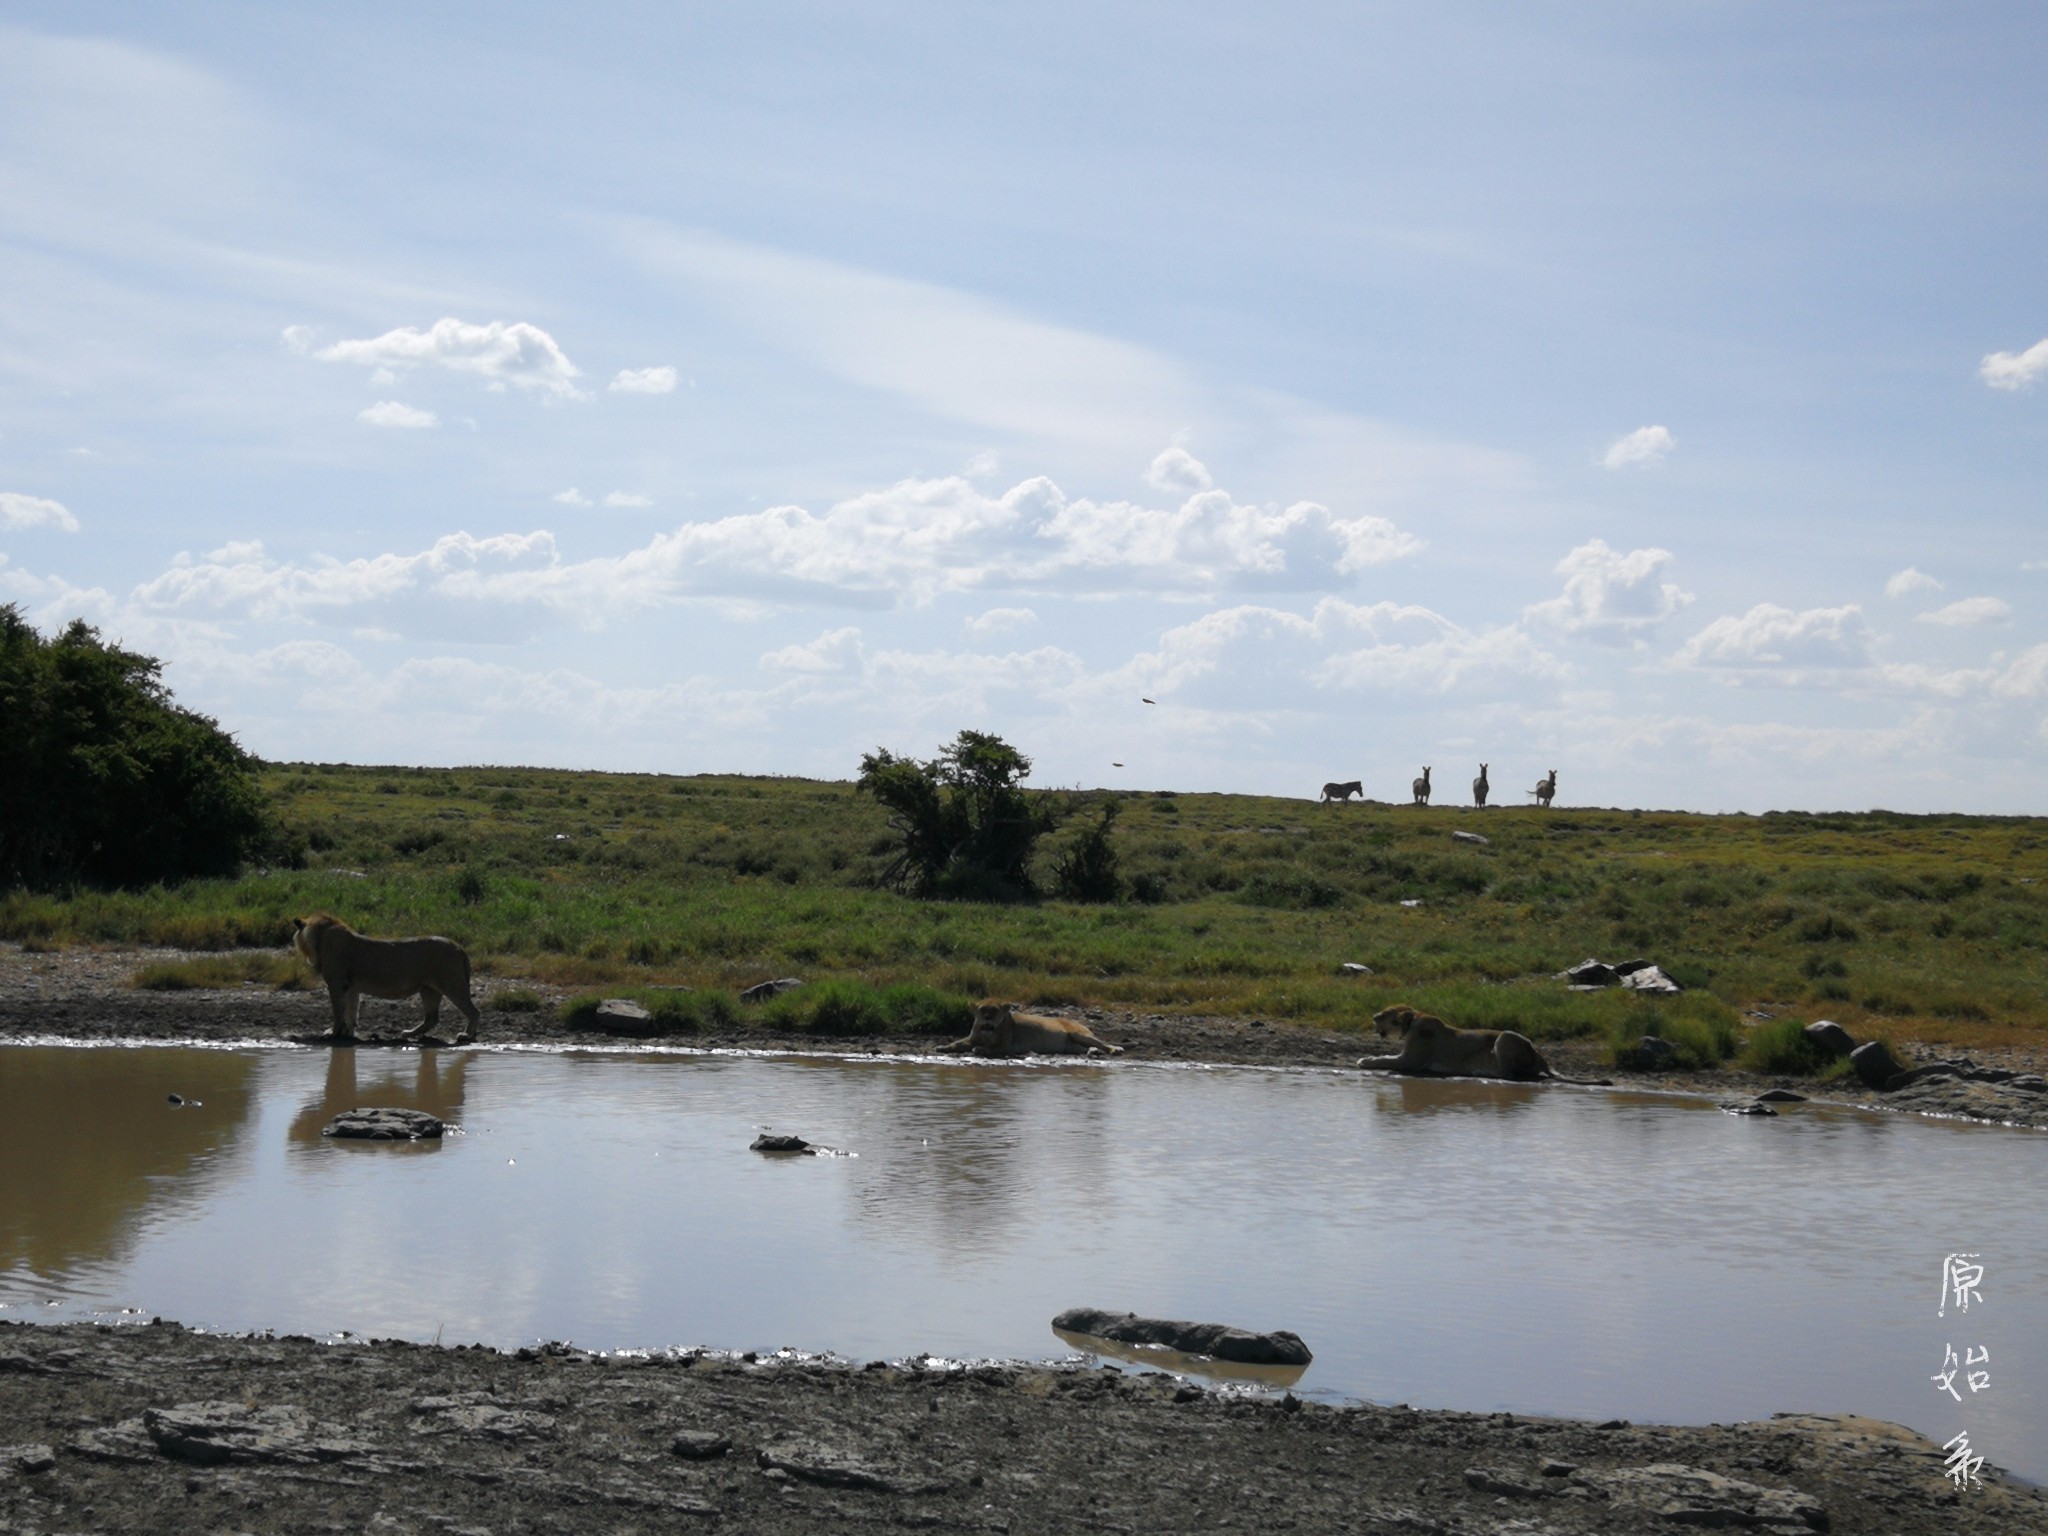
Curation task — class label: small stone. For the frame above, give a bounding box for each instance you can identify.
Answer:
[671,1429,732,1460]
[1338,962,1373,976]
[1719,1099,1778,1116]
[1450,830,1490,846]
[1755,1088,1808,1103]
[1850,1039,1909,1090]
[739,978,804,1003]
[750,1133,814,1154]
[7,1444,56,1475]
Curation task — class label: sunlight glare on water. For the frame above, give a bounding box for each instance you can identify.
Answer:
[0,1044,2041,1481]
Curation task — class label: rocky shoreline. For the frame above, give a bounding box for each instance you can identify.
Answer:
[2,1319,2040,1535]
[5,942,2047,1129]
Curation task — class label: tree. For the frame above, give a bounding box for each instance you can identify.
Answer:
[1050,797,1123,903]
[0,606,278,889]
[857,729,1055,899]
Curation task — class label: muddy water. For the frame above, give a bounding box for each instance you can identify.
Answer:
[3,1044,2043,1481]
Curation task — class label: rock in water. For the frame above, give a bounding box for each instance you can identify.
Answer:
[751,1133,814,1154]
[322,1107,444,1141]
[1052,1308,1312,1366]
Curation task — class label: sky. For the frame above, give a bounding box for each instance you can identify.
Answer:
[2,3,2044,813]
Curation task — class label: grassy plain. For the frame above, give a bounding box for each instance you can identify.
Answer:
[3,762,2044,1067]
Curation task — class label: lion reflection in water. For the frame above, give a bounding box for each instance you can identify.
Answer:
[939,1001,1124,1058]
[1357,1004,1596,1084]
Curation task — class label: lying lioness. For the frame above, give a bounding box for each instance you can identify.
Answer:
[292,914,481,1045]
[938,1001,1124,1058]
[1357,1004,1596,1083]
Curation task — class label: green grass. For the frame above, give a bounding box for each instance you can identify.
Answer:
[3,762,2040,1055]
[131,954,305,991]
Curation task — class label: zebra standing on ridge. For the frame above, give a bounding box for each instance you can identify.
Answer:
[1528,769,1557,808]
[1472,763,1489,807]
[1411,766,1432,807]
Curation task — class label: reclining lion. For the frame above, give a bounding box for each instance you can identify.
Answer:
[1358,1004,1602,1084]
[938,1001,1124,1059]
[292,914,481,1045]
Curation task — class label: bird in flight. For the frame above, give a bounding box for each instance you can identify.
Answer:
[1141,697,1156,704]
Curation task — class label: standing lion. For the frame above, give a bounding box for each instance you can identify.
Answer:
[292,914,481,1045]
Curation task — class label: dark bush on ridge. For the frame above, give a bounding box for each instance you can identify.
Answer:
[0,606,279,890]
[857,729,1055,900]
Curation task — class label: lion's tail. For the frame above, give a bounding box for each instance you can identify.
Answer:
[1543,1070,1613,1087]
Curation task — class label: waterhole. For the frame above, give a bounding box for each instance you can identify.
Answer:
[2,1044,2042,1481]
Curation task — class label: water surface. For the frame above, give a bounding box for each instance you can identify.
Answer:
[2,1043,2041,1480]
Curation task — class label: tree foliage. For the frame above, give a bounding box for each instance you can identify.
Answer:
[1050,798,1124,903]
[0,606,278,890]
[856,729,1056,899]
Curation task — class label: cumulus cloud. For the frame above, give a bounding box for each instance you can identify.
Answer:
[358,401,438,429]
[1525,539,1692,642]
[1600,425,1674,470]
[0,492,80,532]
[1885,567,1943,598]
[1980,338,2048,391]
[308,318,583,398]
[553,489,593,507]
[109,469,1424,635]
[1916,596,2011,627]
[1107,598,1566,713]
[1674,604,1873,669]
[609,366,678,394]
[603,491,653,508]
[966,607,1037,636]
[1145,445,1214,495]
[131,531,558,625]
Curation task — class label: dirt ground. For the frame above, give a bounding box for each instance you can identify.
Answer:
[2,1320,2042,1535]
[4,943,2046,1532]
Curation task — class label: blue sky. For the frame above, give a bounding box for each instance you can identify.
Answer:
[2,3,2043,811]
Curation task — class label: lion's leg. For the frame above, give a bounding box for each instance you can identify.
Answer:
[450,987,480,1046]
[326,981,356,1042]
[401,987,442,1042]
[936,1036,973,1054]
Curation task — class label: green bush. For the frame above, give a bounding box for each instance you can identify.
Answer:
[1739,1017,1828,1075]
[857,730,1053,899]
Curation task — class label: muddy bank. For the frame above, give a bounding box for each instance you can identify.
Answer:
[5,943,2046,1128]
[1,1321,2037,1535]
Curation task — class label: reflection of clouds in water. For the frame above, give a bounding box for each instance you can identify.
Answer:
[771,1058,1118,1260]
[0,1047,256,1278]
[286,1047,470,1162]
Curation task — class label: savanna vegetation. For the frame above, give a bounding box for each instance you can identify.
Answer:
[3,754,2044,1069]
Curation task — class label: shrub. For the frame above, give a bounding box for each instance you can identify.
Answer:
[1051,800,1123,903]
[857,730,1054,899]
[490,987,545,1013]
[1739,1017,1828,1075]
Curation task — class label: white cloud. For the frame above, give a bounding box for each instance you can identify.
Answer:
[1525,539,1692,641]
[106,469,1426,633]
[1884,567,1943,598]
[357,400,438,430]
[603,491,653,508]
[553,488,593,507]
[1106,598,1566,713]
[966,607,1037,636]
[310,318,583,398]
[1916,596,2011,626]
[760,627,866,674]
[609,365,677,394]
[1674,603,1873,669]
[1600,425,1674,469]
[1145,445,1213,494]
[1993,643,2048,699]
[1980,338,2048,391]
[0,492,80,532]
